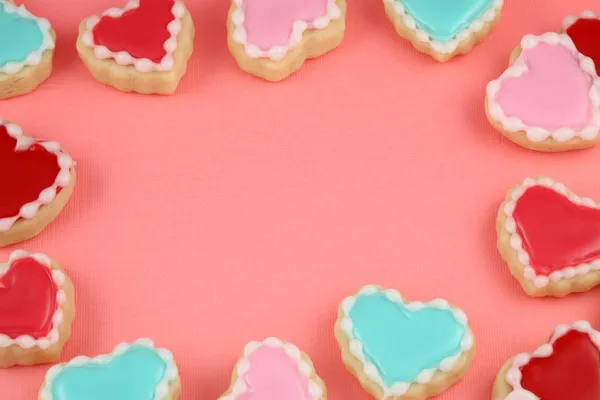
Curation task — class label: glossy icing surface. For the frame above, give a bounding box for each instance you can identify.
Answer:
[0,257,58,339]
[348,291,465,385]
[494,42,594,130]
[398,0,493,42]
[513,186,600,275]
[92,0,175,63]
[0,126,61,220]
[566,17,600,75]
[520,330,600,400]
[0,1,44,67]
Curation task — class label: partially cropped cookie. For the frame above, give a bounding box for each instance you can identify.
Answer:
[335,285,475,399]
[39,339,180,399]
[561,11,600,75]
[227,0,346,81]
[76,0,195,95]
[383,0,503,62]
[0,119,76,247]
[0,250,75,368]
[0,0,55,99]
[219,337,326,399]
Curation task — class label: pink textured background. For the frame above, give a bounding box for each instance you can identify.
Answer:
[2,0,599,398]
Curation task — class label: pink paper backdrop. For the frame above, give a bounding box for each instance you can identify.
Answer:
[1,0,599,398]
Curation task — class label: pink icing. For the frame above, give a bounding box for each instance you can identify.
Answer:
[242,0,328,50]
[237,346,314,400]
[495,42,594,130]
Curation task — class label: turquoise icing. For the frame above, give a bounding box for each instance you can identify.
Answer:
[398,0,494,42]
[0,2,45,68]
[50,345,168,400]
[348,292,466,386]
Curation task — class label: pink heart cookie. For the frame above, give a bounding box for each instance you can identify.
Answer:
[227,0,346,81]
[486,33,600,152]
[218,337,326,400]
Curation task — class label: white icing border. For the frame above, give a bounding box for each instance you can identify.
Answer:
[0,119,74,233]
[383,0,503,54]
[562,10,598,31]
[0,250,66,350]
[338,285,474,398]
[0,0,55,75]
[218,337,323,399]
[230,0,342,61]
[486,33,600,143]
[502,176,600,288]
[505,320,600,400]
[80,0,185,72]
[40,338,179,400]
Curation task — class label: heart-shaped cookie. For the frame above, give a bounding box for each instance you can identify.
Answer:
[383,0,503,61]
[0,250,74,368]
[76,0,195,94]
[0,120,75,247]
[0,0,55,98]
[227,0,346,81]
[218,337,326,399]
[497,176,600,297]
[493,321,600,400]
[39,339,180,400]
[486,33,600,151]
[335,285,475,399]
[563,11,600,75]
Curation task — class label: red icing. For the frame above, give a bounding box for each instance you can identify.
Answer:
[520,330,600,400]
[92,0,176,63]
[0,258,59,339]
[0,126,61,220]
[513,185,600,276]
[566,17,600,75]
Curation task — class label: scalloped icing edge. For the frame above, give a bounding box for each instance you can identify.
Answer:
[0,0,55,75]
[0,250,66,350]
[383,0,503,54]
[229,0,342,61]
[80,0,185,72]
[218,337,324,400]
[504,320,600,400]
[562,10,598,31]
[486,32,600,143]
[39,338,179,400]
[338,285,474,398]
[0,120,74,233]
[501,176,600,289]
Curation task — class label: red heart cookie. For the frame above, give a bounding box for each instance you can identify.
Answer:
[0,251,65,347]
[497,177,600,296]
[0,120,74,235]
[501,321,600,400]
[564,11,600,75]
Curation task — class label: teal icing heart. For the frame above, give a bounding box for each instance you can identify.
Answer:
[41,339,178,400]
[340,285,473,396]
[0,1,53,72]
[397,0,496,42]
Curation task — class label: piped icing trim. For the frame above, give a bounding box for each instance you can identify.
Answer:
[0,250,65,350]
[502,176,600,288]
[504,320,599,399]
[39,339,179,400]
[0,120,74,233]
[486,33,600,142]
[339,285,473,398]
[383,0,503,54]
[218,337,323,399]
[80,0,185,72]
[0,0,55,75]
[562,10,598,31]
[230,0,342,61]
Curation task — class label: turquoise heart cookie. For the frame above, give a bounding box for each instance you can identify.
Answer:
[0,0,54,74]
[40,339,179,400]
[338,285,474,397]
[396,0,496,42]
